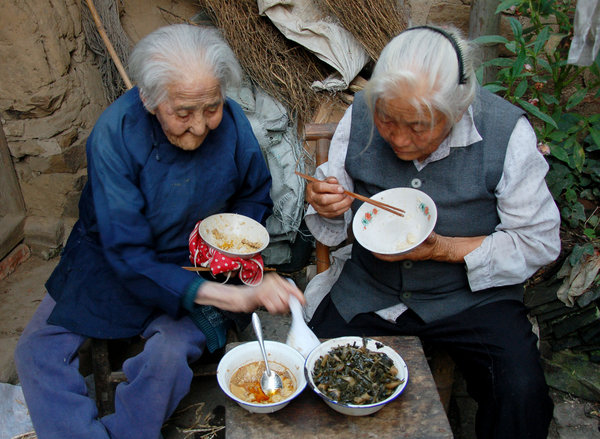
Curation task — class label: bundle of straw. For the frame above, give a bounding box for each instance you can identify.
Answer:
[201,0,332,123]
[314,0,409,61]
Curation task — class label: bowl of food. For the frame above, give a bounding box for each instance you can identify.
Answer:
[217,341,307,414]
[304,336,408,416]
[352,187,437,256]
[199,213,269,259]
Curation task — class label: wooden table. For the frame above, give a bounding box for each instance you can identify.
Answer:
[225,336,453,438]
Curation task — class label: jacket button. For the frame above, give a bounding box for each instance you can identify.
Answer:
[402,292,412,299]
[403,261,413,269]
[411,178,422,188]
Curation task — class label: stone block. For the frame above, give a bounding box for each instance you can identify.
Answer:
[0,336,19,384]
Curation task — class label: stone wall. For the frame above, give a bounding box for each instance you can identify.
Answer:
[0,0,471,258]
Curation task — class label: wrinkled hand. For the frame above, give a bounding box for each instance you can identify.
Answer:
[194,273,305,314]
[372,232,486,264]
[305,176,353,219]
[373,231,441,262]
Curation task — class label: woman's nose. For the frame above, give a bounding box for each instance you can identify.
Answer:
[390,126,412,147]
[188,112,207,136]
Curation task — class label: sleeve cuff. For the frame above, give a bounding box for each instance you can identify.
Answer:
[181,277,205,312]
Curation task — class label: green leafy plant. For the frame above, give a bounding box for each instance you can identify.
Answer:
[474,0,600,242]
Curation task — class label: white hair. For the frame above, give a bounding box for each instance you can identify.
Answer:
[128,24,242,111]
[364,25,478,127]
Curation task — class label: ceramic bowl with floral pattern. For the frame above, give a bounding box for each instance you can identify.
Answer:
[352,187,437,256]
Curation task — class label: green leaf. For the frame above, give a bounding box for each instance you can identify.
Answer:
[548,131,567,142]
[483,58,516,68]
[565,88,588,110]
[514,80,528,98]
[505,41,518,54]
[483,84,508,93]
[549,143,569,163]
[512,50,527,78]
[537,58,552,73]
[533,26,551,54]
[540,92,559,105]
[517,98,558,128]
[496,0,521,14]
[472,35,509,45]
[509,17,523,40]
[572,142,585,172]
[588,127,600,151]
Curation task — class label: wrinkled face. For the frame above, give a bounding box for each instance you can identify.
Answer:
[152,74,224,151]
[373,95,451,162]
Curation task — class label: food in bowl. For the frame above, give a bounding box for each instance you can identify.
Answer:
[217,340,307,413]
[210,228,263,253]
[352,187,437,256]
[229,361,296,404]
[198,213,269,259]
[305,336,408,416]
[311,340,404,405]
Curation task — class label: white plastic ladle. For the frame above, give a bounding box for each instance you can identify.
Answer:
[286,294,320,358]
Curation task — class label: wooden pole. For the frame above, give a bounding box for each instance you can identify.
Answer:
[83,0,133,90]
[469,0,501,84]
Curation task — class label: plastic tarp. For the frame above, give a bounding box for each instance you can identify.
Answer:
[227,80,306,265]
[257,0,370,91]
[0,383,33,439]
[568,0,600,66]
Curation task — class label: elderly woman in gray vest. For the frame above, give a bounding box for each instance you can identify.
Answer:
[304,25,560,439]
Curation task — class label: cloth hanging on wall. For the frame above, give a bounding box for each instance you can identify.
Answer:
[257,0,370,91]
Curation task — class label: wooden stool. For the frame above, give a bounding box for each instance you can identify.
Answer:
[90,329,238,417]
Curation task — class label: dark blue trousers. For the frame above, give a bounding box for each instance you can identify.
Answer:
[309,297,553,439]
[15,294,206,439]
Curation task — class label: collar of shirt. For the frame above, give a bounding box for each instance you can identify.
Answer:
[413,106,483,171]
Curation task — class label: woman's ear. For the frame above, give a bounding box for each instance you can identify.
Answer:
[139,90,155,115]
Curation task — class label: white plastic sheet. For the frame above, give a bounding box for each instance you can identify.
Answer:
[567,0,600,66]
[0,383,33,439]
[257,0,370,91]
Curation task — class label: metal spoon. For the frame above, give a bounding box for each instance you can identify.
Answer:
[252,312,283,396]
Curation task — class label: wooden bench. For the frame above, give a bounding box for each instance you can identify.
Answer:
[225,336,453,438]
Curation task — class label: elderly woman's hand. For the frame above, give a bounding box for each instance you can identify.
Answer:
[306,176,353,219]
[194,273,306,314]
[372,232,486,264]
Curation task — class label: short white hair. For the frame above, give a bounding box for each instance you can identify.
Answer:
[128,24,242,111]
[364,25,478,126]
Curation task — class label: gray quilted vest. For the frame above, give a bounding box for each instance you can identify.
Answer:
[330,88,526,323]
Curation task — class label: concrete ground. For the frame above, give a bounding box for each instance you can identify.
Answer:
[1,253,599,438]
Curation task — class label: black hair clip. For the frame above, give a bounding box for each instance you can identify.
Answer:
[402,25,467,85]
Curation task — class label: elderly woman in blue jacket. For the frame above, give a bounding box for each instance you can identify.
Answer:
[15,24,303,439]
[304,26,561,439]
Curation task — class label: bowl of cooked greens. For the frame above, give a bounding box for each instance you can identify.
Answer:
[304,336,408,416]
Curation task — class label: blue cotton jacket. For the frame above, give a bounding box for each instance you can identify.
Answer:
[45,88,273,339]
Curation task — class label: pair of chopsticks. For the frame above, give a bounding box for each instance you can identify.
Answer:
[295,171,405,217]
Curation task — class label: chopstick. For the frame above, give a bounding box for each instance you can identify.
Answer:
[295,171,405,217]
[183,266,276,272]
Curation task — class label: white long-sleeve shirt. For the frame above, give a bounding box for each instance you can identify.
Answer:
[304,105,561,321]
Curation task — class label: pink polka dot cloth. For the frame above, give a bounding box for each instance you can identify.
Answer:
[188,220,264,286]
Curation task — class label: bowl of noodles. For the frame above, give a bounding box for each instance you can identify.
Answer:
[198,213,269,259]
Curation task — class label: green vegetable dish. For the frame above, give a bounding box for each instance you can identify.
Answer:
[311,339,404,405]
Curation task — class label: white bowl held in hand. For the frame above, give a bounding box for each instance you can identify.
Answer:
[217,341,307,414]
[304,336,408,416]
[198,213,269,259]
[352,187,437,255]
